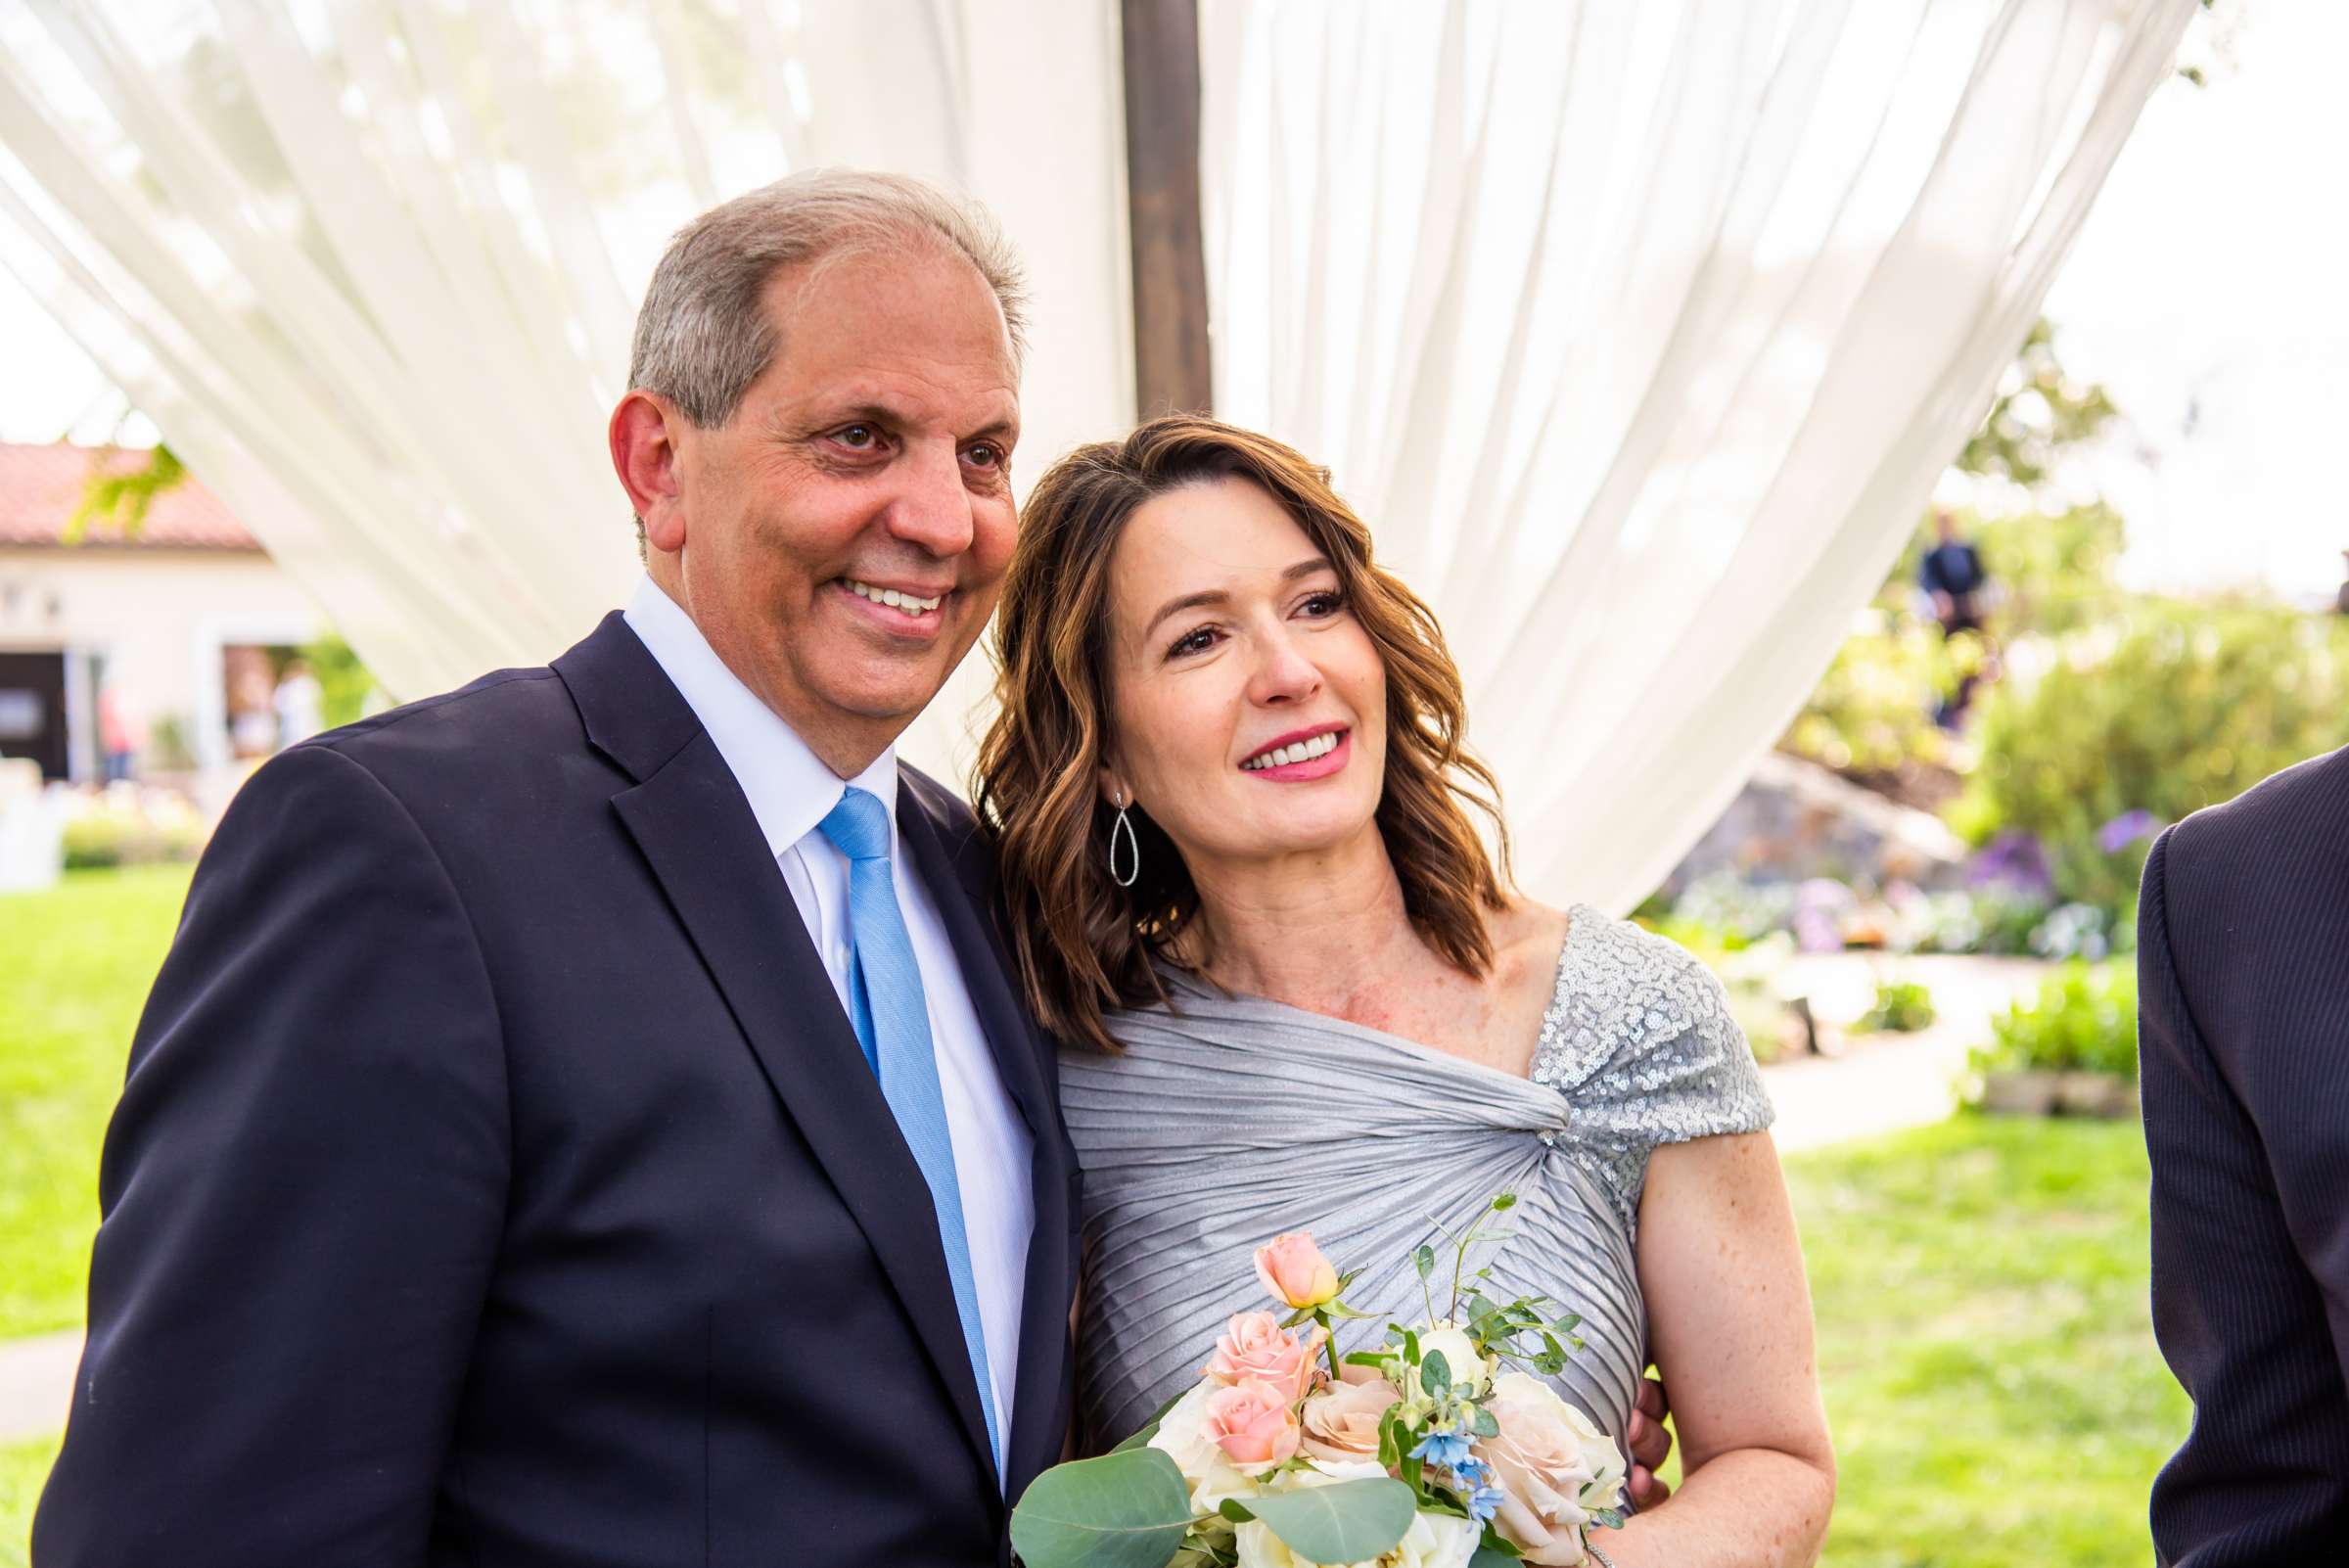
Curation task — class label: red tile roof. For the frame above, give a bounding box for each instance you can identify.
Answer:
[0,442,261,551]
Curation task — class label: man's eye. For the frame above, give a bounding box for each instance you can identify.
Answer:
[965,442,1002,469]
[1168,626,1219,659]
[835,424,879,448]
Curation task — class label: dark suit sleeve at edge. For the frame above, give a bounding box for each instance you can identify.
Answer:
[2141,826,2349,1565]
[33,742,511,1568]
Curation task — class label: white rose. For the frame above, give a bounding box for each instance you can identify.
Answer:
[1148,1378,1261,1514]
[1232,1463,1478,1568]
[1411,1322,1496,1397]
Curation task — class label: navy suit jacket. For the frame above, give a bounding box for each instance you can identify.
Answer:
[34,613,1079,1567]
[2141,743,2349,1564]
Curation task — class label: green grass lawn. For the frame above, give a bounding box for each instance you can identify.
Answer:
[1790,1115,2186,1567]
[0,868,2188,1564]
[0,1437,56,1568]
[0,864,189,1340]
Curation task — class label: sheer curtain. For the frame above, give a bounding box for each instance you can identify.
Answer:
[1198,0,2195,910]
[0,0,1130,769]
[0,1,2192,908]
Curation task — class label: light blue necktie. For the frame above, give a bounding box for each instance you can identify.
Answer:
[816,786,1002,1478]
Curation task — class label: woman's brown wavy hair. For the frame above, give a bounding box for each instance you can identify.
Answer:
[974,415,1511,1053]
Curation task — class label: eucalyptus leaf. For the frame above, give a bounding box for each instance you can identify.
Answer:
[1414,1244,1436,1280]
[1492,1193,1518,1212]
[1593,1507,1626,1530]
[1244,1478,1417,1563]
[1471,1404,1500,1439]
[1421,1351,1451,1395]
[1009,1448,1194,1568]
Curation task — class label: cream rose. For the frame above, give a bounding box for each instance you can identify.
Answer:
[1206,1311,1325,1405]
[1411,1322,1496,1397]
[1232,1461,1480,1568]
[1472,1372,1629,1566]
[1300,1374,1403,1462]
[1147,1378,1261,1514]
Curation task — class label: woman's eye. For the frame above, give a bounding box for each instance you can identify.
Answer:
[1168,626,1220,660]
[1301,591,1344,618]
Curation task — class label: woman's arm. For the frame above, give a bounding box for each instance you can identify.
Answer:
[1604,1130,1835,1567]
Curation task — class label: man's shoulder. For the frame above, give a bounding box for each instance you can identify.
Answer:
[2166,744,2349,885]
[304,664,579,778]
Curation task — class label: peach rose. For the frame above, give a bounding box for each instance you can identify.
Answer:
[1472,1373,1628,1566]
[1253,1231,1340,1310]
[1204,1312,1324,1404]
[1299,1374,1402,1463]
[1201,1379,1305,1469]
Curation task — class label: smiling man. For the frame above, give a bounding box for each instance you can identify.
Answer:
[35,171,1079,1568]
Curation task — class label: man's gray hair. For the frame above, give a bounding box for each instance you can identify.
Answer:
[627,168,1028,430]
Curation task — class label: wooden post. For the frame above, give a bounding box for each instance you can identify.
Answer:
[1121,0,1213,418]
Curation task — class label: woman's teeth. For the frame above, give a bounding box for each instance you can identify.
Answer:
[1242,731,1342,771]
[846,579,943,613]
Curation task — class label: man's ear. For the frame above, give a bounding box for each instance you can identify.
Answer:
[610,391,688,553]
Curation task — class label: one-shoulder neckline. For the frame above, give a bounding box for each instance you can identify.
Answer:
[1144,903,1602,1091]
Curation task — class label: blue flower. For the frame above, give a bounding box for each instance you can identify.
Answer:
[2096,808,2160,853]
[1410,1427,1475,1468]
[1451,1456,1506,1525]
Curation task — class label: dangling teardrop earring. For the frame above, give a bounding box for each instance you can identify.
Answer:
[1107,796,1140,889]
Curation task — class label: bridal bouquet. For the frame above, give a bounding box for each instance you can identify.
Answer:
[1012,1195,1627,1568]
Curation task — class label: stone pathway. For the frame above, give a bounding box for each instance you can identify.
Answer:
[0,1328,78,1444]
[0,953,2062,1447]
[1759,951,2055,1153]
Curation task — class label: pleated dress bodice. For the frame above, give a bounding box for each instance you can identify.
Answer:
[1061,905,1772,1463]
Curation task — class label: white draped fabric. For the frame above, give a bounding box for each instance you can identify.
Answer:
[0,0,1131,769]
[1199,0,2195,909]
[0,0,2191,909]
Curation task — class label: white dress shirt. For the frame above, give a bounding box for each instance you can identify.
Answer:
[623,575,1033,1448]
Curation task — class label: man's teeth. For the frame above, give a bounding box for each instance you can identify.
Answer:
[1242,731,1342,771]
[846,579,943,614]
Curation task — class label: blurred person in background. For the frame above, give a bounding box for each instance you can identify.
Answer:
[1918,509,1995,729]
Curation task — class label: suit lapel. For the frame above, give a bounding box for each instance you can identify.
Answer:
[897,778,1076,1497]
[556,617,1000,1489]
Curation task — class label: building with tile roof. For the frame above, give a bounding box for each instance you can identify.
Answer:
[0,443,327,780]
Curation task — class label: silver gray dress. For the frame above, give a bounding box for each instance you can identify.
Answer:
[1061,904,1773,1461]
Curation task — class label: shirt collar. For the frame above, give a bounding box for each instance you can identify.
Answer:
[623,573,898,857]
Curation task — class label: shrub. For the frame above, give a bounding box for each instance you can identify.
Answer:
[1978,961,2138,1080]
[61,791,207,869]
[1950,600,2349,913]
[1860,979,1936,1034]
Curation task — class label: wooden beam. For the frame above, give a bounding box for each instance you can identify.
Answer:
[1121,0,1213,418]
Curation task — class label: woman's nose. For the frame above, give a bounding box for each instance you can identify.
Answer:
[1248,630,1323,706]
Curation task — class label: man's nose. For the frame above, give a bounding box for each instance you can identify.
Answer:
[882,440,977,558]
[1248,627,1324,707]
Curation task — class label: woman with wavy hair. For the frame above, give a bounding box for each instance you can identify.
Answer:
[976,416,1832,1565]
